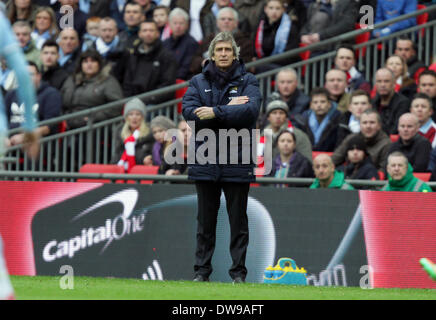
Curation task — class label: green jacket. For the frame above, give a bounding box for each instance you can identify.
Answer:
[380,164,432,192]
[309,170,354,190]
[24,40,42,69]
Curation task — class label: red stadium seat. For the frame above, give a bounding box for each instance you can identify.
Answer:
[312,151,333,160]
[354,23,371,58]
[78,164,125,183]
[299,43,311,76]
[127,165,160,184]
[413,172,431,182]
[378,171,386,180]
[175,79,188,114]
[417,4,428,37]
[390,134,399,142]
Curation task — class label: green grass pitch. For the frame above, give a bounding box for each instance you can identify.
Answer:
[9,275,436,300]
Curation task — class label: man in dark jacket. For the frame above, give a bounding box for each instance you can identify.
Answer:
[118,2,145,51]
[418,70,436,122]
[162,8,198,80]
[57,28,81,74]
[119,20,178,104]
[387,113,432,172]
[372,68,410,135]
[265,67,309,119]
[40,40,69,91]
[182,32,261,283]
[334,44,371,94]
[395,37,427,82]
[6,61,61,146]
[294,87,341,152]
[89,17,125,71]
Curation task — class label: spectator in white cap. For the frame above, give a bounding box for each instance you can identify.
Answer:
[111,97,154,171]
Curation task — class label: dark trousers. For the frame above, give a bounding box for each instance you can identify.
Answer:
[194,181,250,280]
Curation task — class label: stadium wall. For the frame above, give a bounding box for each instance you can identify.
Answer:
[0,181,435,288]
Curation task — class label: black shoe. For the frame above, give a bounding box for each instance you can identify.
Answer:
[232,277,245,284]
[193,275,209,282]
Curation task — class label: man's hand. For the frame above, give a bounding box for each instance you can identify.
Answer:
[22,131,40,160]
[9,133,25,146]
[165,169,181,176]
[310,33,320,43]
[228,96,249,105]
[143,155,153,166]
[194,106,216,120]
[301,34,312,44]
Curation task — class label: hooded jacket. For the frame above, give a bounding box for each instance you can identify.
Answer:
[182,60,261,182]
[6,81,61,134]
[309,170,354,190]
[61,64,124,129]
[381,163,432,192]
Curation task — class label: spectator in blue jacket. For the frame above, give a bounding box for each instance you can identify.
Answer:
[6,61,61,146]
[372,0,417,38]
[182,31,261,283]
[162,7,198,80]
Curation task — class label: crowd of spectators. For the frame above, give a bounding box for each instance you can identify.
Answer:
[1,0,436,187]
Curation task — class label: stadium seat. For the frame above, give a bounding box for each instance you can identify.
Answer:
[378,171,386,180]
[413,172,431,182]
[78,164,125,183]
[175,79,188,114]
[312,151,333,160]
[389,134,399,142]
[354,23,371,58]
[299,43,311,76]
[417,4,428,38]
[126,165,160,184]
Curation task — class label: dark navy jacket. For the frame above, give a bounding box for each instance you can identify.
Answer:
[6,81,62,134]
[182,60,261,182]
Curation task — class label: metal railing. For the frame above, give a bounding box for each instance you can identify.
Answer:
[0,170,435,189]
[3,5,436,173]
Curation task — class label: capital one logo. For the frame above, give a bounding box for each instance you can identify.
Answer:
[42,189,146,262]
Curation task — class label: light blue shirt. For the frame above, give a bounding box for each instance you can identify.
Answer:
[0,13,37,147]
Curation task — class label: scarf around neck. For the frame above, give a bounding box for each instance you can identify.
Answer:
[308,102,337,145]
[255,13,291,58]
[96,36,120,57]
[205,60,240,88]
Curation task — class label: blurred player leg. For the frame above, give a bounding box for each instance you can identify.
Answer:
[420,258,436,281]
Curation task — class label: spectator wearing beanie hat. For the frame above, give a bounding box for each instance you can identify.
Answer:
[258,99,313,164]
[336,134,379,181]
[147,115,177,166]
[111,98,154,171]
